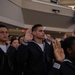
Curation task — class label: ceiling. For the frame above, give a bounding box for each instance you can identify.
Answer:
[2,0,75,29]
[1,0,75,37]
[22,0,75,38]
[39,0,75,6]
[22,8,74,29]
[30,0,75,8]
[60,0,75,6]
[0,22,25,29]
[8,0,75,29]
[20,0,75,30]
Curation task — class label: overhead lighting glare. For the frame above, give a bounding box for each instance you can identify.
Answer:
[68,6,75,10]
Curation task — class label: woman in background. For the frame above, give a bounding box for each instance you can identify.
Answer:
[7,37,19,75]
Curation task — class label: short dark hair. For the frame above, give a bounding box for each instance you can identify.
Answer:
[18,35,24,43]
[32,24,43,32]
[10,37,17,44]
[0,24,7,29]
[63,36,75,56]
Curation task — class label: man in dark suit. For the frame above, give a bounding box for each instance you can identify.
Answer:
[17,24,54,75]
[0,25,13,75]
[0,25,18,75]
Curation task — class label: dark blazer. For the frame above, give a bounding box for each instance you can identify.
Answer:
[17,40,54,75]
[7,46,18,75]
[0,46,17,75]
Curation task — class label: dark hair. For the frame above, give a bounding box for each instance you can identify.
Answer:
[18,35,24,43]
[32,24,43,32]
[0,24,7,29]
[10,37,17,44]
[63,36,75,56]
[18,36,23,40]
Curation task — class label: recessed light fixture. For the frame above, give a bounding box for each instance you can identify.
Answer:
[68,6,75,10]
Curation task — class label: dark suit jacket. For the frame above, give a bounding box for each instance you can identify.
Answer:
[0,46,17,75]
[17,40,54,75]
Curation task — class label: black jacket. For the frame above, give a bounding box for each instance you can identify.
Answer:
[17,40,54,75]
[0,46,17,75]
[50,56,75,75]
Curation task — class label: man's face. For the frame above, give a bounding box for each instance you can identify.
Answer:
[32,27,45,39]
[0,27,8,42]
[46,34,52,41]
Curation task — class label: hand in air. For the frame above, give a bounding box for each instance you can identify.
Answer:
[53,40,65,62]
[24,28,33,42]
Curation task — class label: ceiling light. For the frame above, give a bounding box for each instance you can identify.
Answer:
[68,6,75,10]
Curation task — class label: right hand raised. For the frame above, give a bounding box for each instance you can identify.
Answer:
[24,28,33,42]
[53,40,65,62]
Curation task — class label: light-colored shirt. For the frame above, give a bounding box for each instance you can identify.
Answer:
[37,43,44,51]
[0,45,7,53]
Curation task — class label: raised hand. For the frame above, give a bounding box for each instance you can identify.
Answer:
[24,28,33,42]
[53,40,65,62]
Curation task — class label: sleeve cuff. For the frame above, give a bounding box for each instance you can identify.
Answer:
[22,41,28,46]
[53,62,61,69]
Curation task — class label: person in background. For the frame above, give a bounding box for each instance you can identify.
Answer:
[18,36,24,45]
[6,35,13,45]
[44,34,52,45]
[17,24,54,75]
[7,37,19,75]
[10,37,19,49]
[8,35,13,41]
[6,38,11,45]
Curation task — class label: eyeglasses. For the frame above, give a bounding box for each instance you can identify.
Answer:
[0,31,8,34]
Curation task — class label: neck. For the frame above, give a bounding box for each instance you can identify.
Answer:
[34,37,43,44]
[0,41,6,45]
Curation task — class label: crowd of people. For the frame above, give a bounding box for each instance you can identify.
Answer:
[0,24,75,75]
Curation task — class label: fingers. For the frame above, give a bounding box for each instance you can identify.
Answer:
[24,28,33,42]
[25,28,32,36]
[52,40,61,50]
[26,28,32,34]
[56,40,61,49]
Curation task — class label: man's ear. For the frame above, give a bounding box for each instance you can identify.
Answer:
[32,31,36,35]
[67,48,72,54]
